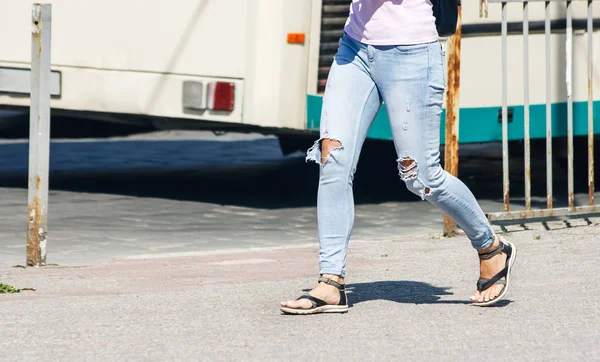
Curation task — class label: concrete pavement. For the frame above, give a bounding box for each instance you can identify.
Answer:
[0,185,450,267]
[1,224,599,361]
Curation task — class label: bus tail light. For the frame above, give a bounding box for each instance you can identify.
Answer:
[207,81,235,112]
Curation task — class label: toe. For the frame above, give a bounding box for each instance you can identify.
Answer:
[281,299,311,310]
[493,285,503,299]
[281,300,298,308]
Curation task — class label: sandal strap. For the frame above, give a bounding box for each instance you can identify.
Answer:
[296,293,347,307]
[318,276,345,290]
[478,242,504,260]
[478,240,513,260]
[296,295,327,308]
[477,276,507,292]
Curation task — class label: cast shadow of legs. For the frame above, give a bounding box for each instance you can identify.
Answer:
[342,281,512,307]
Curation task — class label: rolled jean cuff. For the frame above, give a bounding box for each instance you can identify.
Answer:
[319,268,345,278]
[472,229,496,250]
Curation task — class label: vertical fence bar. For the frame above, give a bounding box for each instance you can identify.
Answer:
[443,5,463,236]
[545,1,553,209]
[523,1,531,211]
[502,1,510,212]
[566,0,575,210]
[588,0,595,206]
[27,3,51,267]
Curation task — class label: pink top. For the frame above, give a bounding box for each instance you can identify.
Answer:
[343,0,439,46]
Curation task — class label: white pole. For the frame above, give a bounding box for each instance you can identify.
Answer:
[27,3,52,267]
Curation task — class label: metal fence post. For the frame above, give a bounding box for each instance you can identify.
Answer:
[443,5,462,237]
[588,0,595,206]
[27,3,52,267]
[501,1,510,212]
[566,0,575,210]
[523,1,531,211]
[545,0,553,210]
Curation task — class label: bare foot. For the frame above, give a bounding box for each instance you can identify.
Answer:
[470,237,508,304]
[281,274,343,310]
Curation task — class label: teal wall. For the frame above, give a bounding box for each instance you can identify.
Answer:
[307,95,600,144]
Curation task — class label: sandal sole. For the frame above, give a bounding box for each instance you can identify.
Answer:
[472,240,518,307]
[280,305,349,315]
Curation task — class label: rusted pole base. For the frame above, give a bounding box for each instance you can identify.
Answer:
[442,6,462,237]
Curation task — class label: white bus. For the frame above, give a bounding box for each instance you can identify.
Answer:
[0,0,598,153]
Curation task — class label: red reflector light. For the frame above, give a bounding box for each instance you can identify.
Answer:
[207,81,235,112]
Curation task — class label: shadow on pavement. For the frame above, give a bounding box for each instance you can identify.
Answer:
[304,280,512,306]
[347,281,512,307]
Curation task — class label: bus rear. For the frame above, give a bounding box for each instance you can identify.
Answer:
[0,0,315,134]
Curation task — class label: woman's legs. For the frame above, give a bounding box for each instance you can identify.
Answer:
[281,35,381,309]
[307,36,382,278]
[373,41,507,303]
[283,38,512,310]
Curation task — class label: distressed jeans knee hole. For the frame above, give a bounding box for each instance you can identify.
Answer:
[306,138,343,166]
[397,157,432,200]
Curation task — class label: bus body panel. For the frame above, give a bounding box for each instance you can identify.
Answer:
[241,0,313,130]
[0,0,313,130]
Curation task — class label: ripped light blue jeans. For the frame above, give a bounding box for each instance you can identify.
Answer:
[306,33,496,277]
